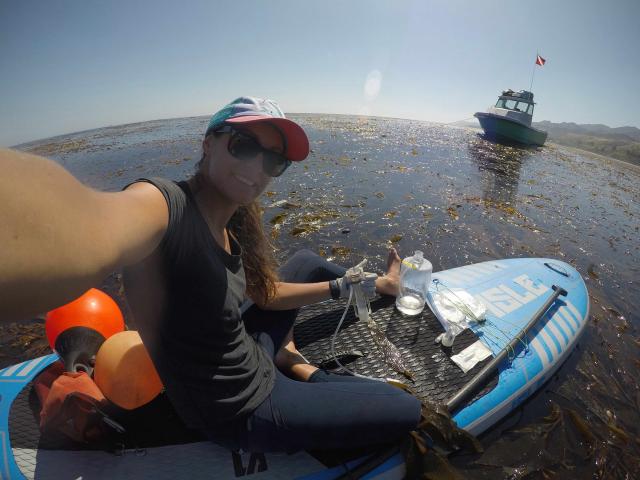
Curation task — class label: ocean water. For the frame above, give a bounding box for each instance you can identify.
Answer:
[12,114,640,478]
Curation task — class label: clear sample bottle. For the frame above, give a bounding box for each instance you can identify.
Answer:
[395,250,432,315]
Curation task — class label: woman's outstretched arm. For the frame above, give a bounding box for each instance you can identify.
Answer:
[257,250,402,311]
[0,149,168,322]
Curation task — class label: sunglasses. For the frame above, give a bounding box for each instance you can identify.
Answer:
[215,126,291,177]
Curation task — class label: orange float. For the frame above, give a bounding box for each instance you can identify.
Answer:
[45,288,125,374]
[94,331,164,410]
[45,288,125,349]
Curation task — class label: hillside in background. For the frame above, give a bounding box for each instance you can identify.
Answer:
[533,121,640,166]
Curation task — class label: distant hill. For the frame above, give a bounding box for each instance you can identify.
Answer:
[533,121,640,166]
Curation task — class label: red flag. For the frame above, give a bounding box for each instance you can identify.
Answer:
[535,54,546,66]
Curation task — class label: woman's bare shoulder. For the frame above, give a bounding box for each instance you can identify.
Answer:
[101,180,170,267]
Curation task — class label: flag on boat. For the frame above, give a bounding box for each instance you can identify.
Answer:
[535,54,546,66]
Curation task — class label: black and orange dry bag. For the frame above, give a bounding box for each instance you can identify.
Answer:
[33,361,124,444]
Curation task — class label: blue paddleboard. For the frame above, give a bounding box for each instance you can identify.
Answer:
[0,258,588,479]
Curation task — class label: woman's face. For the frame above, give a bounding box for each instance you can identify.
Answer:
[200,122,284,206]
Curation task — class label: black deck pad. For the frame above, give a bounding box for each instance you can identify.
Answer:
[294,296,497,405]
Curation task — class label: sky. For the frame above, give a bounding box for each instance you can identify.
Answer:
[1,0,639,146]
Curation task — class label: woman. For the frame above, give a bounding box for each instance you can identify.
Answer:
[0,97,421,452]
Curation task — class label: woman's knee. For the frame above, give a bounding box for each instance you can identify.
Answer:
[369,384,421,426]
[398,391,422,428]
[280,249,345,283]
[287,249,320,266]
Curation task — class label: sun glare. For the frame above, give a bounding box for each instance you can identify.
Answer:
[364,69,382,101]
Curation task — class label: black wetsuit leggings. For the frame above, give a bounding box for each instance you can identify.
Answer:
[206,250,422,453]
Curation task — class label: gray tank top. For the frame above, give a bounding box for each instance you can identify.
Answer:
[122,177,275,428]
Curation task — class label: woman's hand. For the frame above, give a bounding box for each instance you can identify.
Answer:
[375,248,402,297]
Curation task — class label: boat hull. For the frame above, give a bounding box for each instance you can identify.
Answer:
[475,112,547,146]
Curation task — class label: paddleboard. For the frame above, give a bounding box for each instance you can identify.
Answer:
[0,258,589,479]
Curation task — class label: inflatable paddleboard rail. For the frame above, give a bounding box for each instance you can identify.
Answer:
[344,284,570,480]
[446,285,567,413]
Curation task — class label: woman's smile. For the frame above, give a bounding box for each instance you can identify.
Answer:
[233,172,258,187]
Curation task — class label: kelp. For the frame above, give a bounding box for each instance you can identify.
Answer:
[0,321,50,363]
[281,208,342,237]
[269,213,287,225]
[290,224,320,237]
[402,402,483,479]
[363,315,414,381]
[475,396,640,478]
[330,246,351,257]
[342,401,482,480]
[27,139,90,156]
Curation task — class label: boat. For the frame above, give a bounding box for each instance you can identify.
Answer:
[1,257,588,479]
[475,89,548,146]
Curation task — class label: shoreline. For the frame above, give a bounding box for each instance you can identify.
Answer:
[547,142,640,172]
[443,123,640,172]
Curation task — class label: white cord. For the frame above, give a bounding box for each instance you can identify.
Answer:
[330,286,384,382]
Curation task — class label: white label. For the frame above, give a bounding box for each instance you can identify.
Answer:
[479,274,548,319]
[479,287,523,317]
[499,285,537,304]
[514,274,549,296]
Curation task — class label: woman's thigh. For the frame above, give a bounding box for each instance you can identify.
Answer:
[245,369,421,452]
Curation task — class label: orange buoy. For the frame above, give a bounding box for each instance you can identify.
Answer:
[46,288,125,349]
[45,288,125,374]
[94,331,164,410]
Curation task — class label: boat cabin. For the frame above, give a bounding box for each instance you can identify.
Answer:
[489,89,536,126]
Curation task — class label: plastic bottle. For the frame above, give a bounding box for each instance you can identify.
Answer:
[395,250,432,315]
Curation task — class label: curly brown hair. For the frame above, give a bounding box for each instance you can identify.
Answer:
[192,135,279,305]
